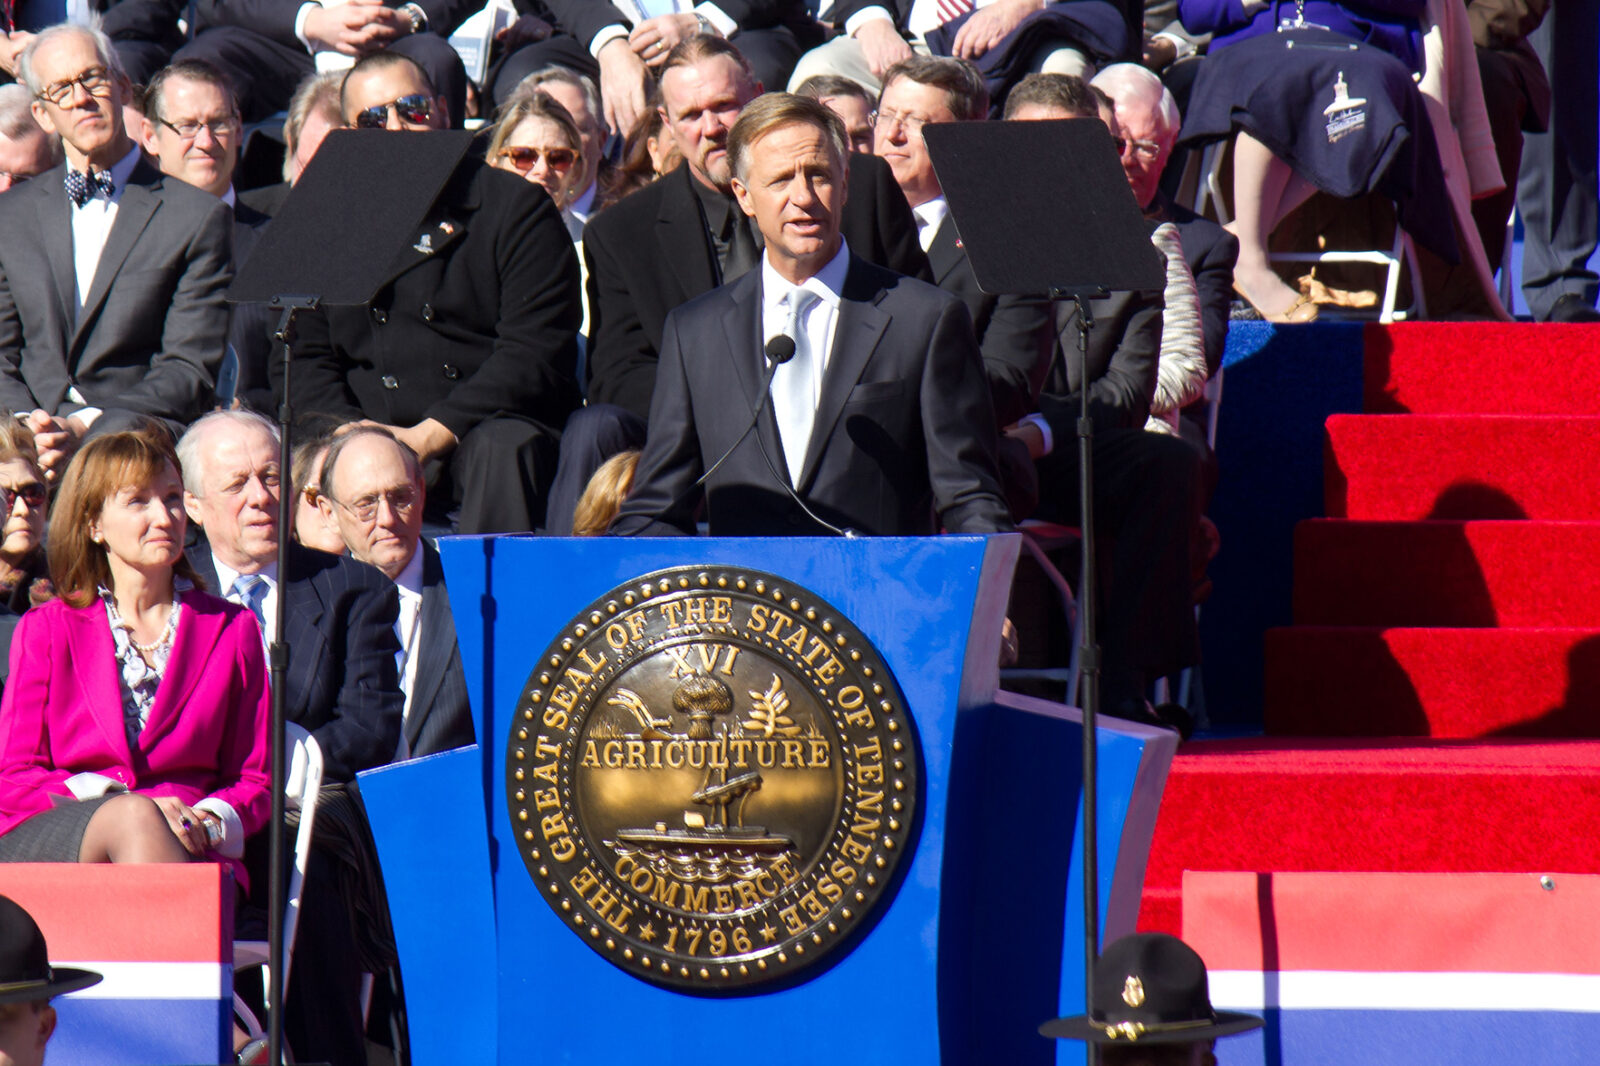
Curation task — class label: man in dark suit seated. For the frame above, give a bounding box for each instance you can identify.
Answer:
[612,92,1013,537]
[546,34,930,532]
[318,425,474,761]
[0,24,231,480]
[288,52,583,534]
[176,409,403,1066]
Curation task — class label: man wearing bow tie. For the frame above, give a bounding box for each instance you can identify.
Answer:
[0,22,231,481]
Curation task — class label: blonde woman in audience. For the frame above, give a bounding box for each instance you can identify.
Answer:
[290,421,347,556]
[0,431,270,882]
[571,450,639,536]
[488,92,587,240]
[0,420,52,613]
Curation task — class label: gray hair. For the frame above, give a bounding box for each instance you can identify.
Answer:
[175,409,281,495]
[506,66,606,138]
[18,20,125,98]
[318,424,422,505]
[0,85,37,139]
[1090,63,1181,142]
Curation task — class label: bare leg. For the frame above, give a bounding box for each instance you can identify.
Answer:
[1224,130,1318,320]
[78,794,191,864]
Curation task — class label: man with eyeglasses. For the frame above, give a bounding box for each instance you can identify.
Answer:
[0,85,60,194]
[872,56,1051,433]
[177,408,407,1066]
[0,23,231,483]
[317,425,472,762]
[1091,62,1236,378]
[287,51,583,535]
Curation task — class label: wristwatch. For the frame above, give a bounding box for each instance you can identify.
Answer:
[402,2,427,34]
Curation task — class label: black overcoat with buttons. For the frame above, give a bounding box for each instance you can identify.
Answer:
[281,156,583,443]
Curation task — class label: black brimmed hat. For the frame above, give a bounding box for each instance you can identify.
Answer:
[1040,933,1263,1045]
[0,895,101,1005]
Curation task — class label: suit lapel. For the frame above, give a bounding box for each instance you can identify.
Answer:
[377,212,469,293]
[34,169,77,330]
[282,563,327,716]
[717,272,787,473]
[926,217,963,287]
[406,546,454,750]
[72,165,160,354]
[137,591,225,752]
[64,602,132,764]
[658,167,719,304]
[797,257,889,491]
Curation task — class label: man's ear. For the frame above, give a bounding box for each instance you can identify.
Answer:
[730,174,754,218]
[183,491,204,527]
[30,100,59,138]
[35,1003,55,1050]
[435,95,449,129]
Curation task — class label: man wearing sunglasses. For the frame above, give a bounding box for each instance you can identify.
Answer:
[287,52,583,535]
[0,23,232,483]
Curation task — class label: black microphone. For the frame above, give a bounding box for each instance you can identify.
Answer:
[695,335,797,489]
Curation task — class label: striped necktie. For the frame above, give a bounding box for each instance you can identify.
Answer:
[229,574,269,631]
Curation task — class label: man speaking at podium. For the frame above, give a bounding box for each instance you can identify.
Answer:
[612,92,1011,538]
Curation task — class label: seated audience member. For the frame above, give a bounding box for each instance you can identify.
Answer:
[288,53,583,534]
[318,426,474,760]
[550,35,930,534]
[174,0,469,126]
[1007,72,1206,436]
[290,417,348,555]
[795,74,876,152]
[0,431,270,878]
[611,93,1013,538]
[1088,63,1234,376]
[787,0,1126,103]
[601,95,682,205]
[0,84,60,193]
[873,57,1052,430]
[1,3,183,85]
[0,894,103,1066]
[1177,0,1505,320]
[0,25,232,480]
[239,70,343,220]
[500,67,611,232]
[0,421,51,614]
[489,90,587,239]
[176,409,401,1066]
[502,0,815,133]
[572,448,638,536]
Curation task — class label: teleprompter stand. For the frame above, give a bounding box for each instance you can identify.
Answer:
[227,128,474,1066]
[925,116,1164,1036]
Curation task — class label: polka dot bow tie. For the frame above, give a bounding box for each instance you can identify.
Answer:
[63,168,115,207]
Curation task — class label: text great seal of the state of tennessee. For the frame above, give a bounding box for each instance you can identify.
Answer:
[506,566,921,993]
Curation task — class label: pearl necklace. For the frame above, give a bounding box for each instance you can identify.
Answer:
[106,591,180,659]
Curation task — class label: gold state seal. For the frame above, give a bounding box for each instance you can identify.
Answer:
[506,567,920,993]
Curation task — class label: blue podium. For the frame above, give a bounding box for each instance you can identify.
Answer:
[358,535,1176,1065]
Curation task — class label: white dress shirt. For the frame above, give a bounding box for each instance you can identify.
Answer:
[912,196,949,254]
[761,239,851,483]
[392,547,426,761]
[69,145,141,315]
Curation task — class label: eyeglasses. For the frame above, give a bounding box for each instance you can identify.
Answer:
[158,116,239,140]
[330,485,417,523]
[870,108,929,138]
[35,66,113,107]
[498,145,578,172]
[1114,137,1163,162]
[352,94,434,130]
[0,482,47,512]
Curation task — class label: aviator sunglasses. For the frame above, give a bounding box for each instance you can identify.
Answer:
[353,94,434,129]
[497,145,578,172]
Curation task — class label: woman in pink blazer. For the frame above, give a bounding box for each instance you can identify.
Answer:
[0,431,271,884]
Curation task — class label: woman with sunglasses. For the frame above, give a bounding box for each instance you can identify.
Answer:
[0,430,270,881]
[0,420,53,614]
[487,92,587,241]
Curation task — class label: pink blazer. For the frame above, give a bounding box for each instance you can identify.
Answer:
[0,590,272,864]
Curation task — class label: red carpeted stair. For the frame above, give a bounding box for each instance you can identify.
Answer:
[1139,323,1600,935]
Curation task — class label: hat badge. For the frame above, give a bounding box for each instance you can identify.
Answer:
[1122,975,1145,1008]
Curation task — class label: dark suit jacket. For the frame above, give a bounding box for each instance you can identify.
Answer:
[612,253,1014,537]
[286,155,582,443]
[194,0,479,45]
[1041,287,1162,436]
[534,0,807,48]
[409,542,475,759]
[1147,191,1238,376]
[0,156,232,423]
[229,199,277,413]
[582,154,931,423]
[191,543,404,783]
[926,215,1054,428]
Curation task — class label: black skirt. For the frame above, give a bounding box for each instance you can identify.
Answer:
[1179,27,1458,262]
[0,795,116,862]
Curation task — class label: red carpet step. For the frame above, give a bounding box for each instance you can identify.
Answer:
[1365,323,1600,415]
[1263,626,1600,737]
[1293,519,1600,627]
[1137,739,1600,936]
[1325,414,1600,521]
